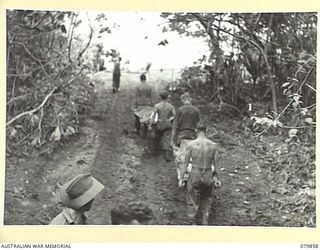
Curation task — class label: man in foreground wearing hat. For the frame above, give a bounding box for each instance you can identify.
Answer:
[111,201,154,225]
[50,173,104,225]
[150,90,175,161]
[182,122,222,225]
[171,92,201,146]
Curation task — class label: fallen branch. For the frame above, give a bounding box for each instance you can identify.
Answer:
[36,147,50,157]
[6,87,57,127]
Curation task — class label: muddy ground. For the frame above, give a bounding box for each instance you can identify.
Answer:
[4,71,315,226]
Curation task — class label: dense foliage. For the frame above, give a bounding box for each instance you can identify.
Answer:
[6,10,96,157]
[162,12,316,227]
[162,13,316,124]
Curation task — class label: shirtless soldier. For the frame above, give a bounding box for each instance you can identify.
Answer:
[182,122,221,225]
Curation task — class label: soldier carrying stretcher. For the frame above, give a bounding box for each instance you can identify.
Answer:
[150,90,175,161]
[171,92,200,146]
[171,92,201,186]
[133,73,156,138]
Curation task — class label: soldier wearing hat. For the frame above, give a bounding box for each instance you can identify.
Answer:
[172,92,201,146]
[150,90,175,161]
[50,173,104,225]
[111,201,154,225]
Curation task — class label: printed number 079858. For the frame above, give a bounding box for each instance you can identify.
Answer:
[300,244,318,248]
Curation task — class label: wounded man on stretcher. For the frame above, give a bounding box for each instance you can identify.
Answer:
[133,105,156,137]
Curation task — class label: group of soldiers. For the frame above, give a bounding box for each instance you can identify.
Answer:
[50,73,222,225]
[133,73,222,225]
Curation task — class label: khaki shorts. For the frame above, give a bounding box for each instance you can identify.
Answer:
[187,170,213,203]
[176,130,196,145]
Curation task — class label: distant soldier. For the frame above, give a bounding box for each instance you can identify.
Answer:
[50,173,104,225]
[145,62,152,73]
[111,201,154,225]
[172,92,201,146]
[112,57,121,93]
[150,90,175,161]
[182,122,221,225]
[134,73,156,137]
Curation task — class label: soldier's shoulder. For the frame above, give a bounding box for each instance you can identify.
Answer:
[185,139,196,146]
[167,101,174,107]
[207,139,218,147]
[176,106,183,112]
[49,212,66,225]
[167,102,175,109]
[154,102,161,108]
[193,105,201,112]
[177,105,183,110]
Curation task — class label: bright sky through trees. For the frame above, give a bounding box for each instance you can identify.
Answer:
[79,11,210,70]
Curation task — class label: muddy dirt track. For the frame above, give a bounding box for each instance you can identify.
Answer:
[87,72,190,225]
[4,71,295,226]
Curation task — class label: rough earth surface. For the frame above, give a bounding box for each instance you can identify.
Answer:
[4,72,315,226]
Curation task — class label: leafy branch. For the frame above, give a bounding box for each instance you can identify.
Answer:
[76,13,94,63]
[12,41,52,79]
[254,64,316,137]
[6,87,57,127]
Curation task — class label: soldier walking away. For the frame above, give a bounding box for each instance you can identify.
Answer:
[171,92,201,187]
[50,173,104,225]
[182,122,221,225]
[111,201,154,225]
[112,57,121,93]
[133,73,156,138]
[145,62,152,73]
[150,90,175,161]
[172,92,201,146]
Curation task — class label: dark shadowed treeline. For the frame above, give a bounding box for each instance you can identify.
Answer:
[162,13,316,121]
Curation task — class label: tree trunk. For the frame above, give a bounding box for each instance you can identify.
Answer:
[264,14,278,115]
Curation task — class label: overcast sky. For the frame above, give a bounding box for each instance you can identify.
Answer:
[79,11,210,70]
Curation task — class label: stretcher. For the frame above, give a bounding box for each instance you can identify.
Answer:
[172,139,192,187]
[133,106,155,124]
